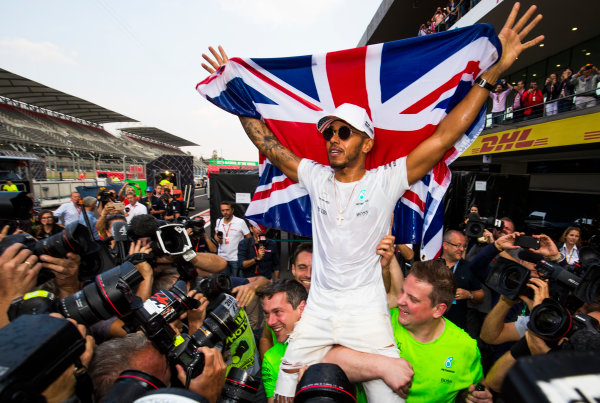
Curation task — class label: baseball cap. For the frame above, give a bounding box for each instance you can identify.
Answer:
[316,103,374,139]
[146,186,154,192]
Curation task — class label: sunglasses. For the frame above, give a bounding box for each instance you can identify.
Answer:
[322,125,357,142]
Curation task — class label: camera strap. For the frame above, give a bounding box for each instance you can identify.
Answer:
[74,360,94,403]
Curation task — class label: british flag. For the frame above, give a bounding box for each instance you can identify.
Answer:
[196,24,501,260]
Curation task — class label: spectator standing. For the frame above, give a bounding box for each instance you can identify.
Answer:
[557,226,581,265]
[511,80,526,121]
[124,193,147,223]
[140,186,163,219]
[489,80,513,125]
[441,230,484,331]
[2,180,18,191]
[521,80,543,119]
[431,7,445,32]
[571,63,600,110]
[445,0,459,27]
[214,201,250,277]
[557,67,575,113]
[238,225,280,280]
[418,24,427,37]
[34,210,62,240]
[53,192,82,226]
[542,73,560,116]
[78,196,100,240]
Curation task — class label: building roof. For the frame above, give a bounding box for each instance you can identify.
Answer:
[0,68,137,124]
[119,126,198,147]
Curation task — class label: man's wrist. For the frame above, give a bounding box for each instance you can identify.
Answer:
[493,241,503,252]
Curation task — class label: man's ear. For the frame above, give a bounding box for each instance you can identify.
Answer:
[298,300,307,315]
[362,138,374,154]
[433,303,448,319]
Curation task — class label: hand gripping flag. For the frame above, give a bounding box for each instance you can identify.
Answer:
[196,24,501,260]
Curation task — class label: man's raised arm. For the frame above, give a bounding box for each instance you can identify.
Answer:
[406,3,543,185]
[202,46,301,182]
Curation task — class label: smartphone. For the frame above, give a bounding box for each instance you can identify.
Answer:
[514,235,540,250]
[112,202,125,212]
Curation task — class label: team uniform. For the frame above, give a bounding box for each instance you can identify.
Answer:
[390,308,483,402]
[274,157,410,401]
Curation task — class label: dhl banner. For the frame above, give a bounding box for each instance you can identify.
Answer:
[464,112,600,156]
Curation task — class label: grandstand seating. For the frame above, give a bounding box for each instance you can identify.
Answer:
[0,102,187,162]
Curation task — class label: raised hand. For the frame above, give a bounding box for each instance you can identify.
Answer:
[494,3,544,75]
[202,46,229,74]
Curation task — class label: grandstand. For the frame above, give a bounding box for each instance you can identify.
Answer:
[0,68,200,180]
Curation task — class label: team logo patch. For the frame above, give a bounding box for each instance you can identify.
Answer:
[444,357,454,369]
[358,190,366,201]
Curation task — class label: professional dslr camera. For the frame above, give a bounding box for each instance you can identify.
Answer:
[177,216,206,236]
[464,212,504,238]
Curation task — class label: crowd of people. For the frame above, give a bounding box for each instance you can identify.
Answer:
[418,0,479,36]
[485,63,599,125]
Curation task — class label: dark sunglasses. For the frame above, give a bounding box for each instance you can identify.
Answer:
[322,125,356,142]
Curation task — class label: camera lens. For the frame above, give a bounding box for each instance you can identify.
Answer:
[32,222,97,257]
[221,368,259,402]
[503,267,526,290]
[529,300,572,340]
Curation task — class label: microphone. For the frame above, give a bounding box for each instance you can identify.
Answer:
[129,215,159,238]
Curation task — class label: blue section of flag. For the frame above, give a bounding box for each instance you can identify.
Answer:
[251,55,320,102]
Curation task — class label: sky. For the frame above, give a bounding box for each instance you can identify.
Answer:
[1,0,382,162]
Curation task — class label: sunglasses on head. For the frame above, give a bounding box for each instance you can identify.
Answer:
[322,125,356,142]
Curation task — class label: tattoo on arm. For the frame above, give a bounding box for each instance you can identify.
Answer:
[240,117,300,180]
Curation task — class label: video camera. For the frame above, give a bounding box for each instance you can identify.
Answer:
[177,216,206,236]
[97,187,113,207]
[528,298,600,341]
[464,212,504,238]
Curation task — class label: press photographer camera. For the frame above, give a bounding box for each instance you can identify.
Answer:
[528,298,600,341]
[465,212,504,238]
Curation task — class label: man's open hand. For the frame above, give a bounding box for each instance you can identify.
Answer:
[202,46,229,74]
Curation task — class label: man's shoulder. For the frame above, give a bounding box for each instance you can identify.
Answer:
[264,341,287,363]
[442,319,478,350]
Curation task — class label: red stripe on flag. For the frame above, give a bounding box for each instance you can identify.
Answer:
[196,66,225,88]
[401,60,482,114]
[367,124,438,169]
[232,58,323,112]
[326,47,372,118]
[402,190,426,212]
[252,177,297,201]
[432,161,449,185]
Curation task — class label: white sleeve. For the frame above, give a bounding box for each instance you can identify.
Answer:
[297,158,327,197]
[378,156,410,202]
[514,315,530,338]
[54,204,66,222]
[241,220,250,236]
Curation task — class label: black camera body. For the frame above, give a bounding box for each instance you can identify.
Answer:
[465,213,504,238]
[528,298,600,341]
[0,315,86,403]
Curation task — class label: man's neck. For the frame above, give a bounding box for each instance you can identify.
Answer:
[223,216,233,224]
[444,257,459,268]
[406,317,446,343]
[334,166,367,183]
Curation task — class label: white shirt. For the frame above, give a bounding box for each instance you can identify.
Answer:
[54,202,82,226]
[215,216,250,261]
[297,157,410,292]
[560,243,579,265]
[125,202,148,223]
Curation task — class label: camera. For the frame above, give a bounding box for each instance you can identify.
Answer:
[0,191,33,220]
[101,370,167,403]
[528,298,600,341]
[258,235,267,247]
[486,259,534,301]
[193,274,232,301]
[0,222,99,258]
[97,187,113,207]
[464,213,504,238]
[178,216,206,236]
[221,367,260,403]
[8,261,143,327]
[295,363,357,403]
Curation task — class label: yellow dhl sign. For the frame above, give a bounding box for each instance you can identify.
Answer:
[464,112,600,156]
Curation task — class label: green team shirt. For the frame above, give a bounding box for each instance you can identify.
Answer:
[390,308,483,403]
[261,342,367,402]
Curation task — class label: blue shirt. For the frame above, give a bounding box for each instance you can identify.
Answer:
[78,210,99,240]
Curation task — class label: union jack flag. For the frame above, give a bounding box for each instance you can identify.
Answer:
[196,24,501,260]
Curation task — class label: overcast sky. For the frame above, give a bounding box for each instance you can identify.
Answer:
[1,1,382,161]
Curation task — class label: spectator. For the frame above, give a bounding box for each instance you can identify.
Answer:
[124,193,147,223]
[441,230,484,331]
[34,209,62,239]
[418,23,427,37]
[78,196,100,240]
[511,80,526,121]
[186,215,217,253]
[542,73,560,116]
[53,191,82,226]
[522,80,543,119]
[557,67,575,113]
[140,186,164,219]
[571,63,600,110]
[431,7,445,32]
[2,179,18,191]
[489,80,513,125]
[557,226,581,265]
[214,201,250,277]
[445,0,459,27]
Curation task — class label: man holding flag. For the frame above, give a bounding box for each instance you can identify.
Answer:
[198,4,542,401]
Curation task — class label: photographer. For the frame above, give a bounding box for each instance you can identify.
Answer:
[186,215,217,254]
[238,225,280,281]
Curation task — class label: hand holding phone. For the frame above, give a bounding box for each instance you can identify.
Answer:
[514,235,540,250]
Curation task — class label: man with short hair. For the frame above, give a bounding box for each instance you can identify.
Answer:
[521,80,543,119]
[214,201,250,277]
[571,63,600,110]
[141,186,164,219]
[324,260,491,402]
[54,191,82,226]
[511,80,526,121]
[124,193,147,223]
[202,6,542,400]
[290,243,312,292]
[441,230,483,331]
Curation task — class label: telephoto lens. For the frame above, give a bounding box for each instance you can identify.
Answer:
[193,274,232,302]
[32,222,99,257]
[101,370,166,403]
[60,261,143,327]
[220,368,260,403]
[528,298,572,341]
[294,363,356,403]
